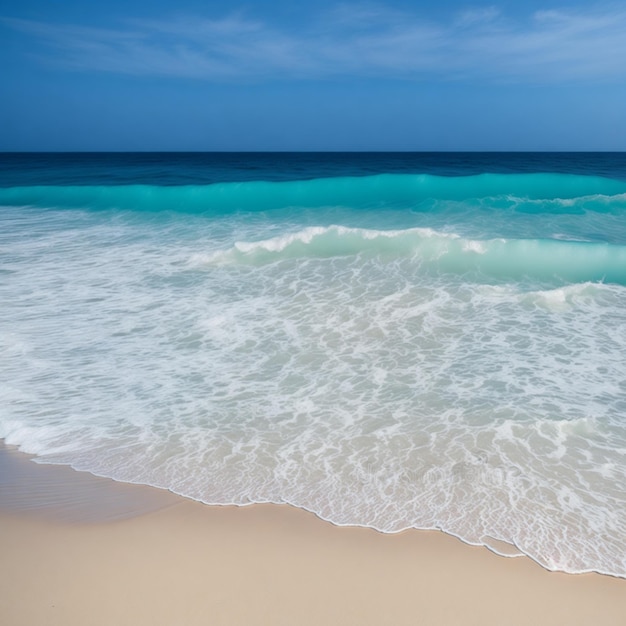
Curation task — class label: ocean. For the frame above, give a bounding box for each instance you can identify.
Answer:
[1,152,626,576]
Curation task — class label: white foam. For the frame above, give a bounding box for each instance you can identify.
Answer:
[189,225,460,266]
[2,206,626,577]
[519,282,616,311]
[462,240,487,254]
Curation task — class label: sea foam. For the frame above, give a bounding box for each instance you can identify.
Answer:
[2,167,626,577]
[192,225,626,286]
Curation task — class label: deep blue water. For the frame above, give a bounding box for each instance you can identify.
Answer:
[2,152,626,186]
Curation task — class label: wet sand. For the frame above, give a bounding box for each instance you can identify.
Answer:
[1,444,626,626]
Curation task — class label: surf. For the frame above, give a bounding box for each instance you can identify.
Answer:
[192,225,626,286]
[2,172,626,215]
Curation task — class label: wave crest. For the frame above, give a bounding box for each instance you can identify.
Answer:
[2,172,626,214]
[193,226,626,286]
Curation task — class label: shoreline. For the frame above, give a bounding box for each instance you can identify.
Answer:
[0,441,180,523]
[2,444,626,624]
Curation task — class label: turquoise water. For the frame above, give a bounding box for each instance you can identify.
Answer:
[1,154,626,576]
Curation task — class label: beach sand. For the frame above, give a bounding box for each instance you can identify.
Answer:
[1,443,626,626]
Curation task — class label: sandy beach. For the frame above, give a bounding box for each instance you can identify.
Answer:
[1,444,625,626]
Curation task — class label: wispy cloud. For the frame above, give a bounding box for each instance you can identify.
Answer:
[3,4,626,83]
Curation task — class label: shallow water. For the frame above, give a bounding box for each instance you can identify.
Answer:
[1,153,625,575]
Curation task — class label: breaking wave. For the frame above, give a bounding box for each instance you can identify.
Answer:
[195,225,626,286]
[2,172,626,214]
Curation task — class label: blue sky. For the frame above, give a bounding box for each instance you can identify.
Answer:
[1,1,625,150]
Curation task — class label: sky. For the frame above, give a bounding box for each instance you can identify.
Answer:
[1,0,625,151]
